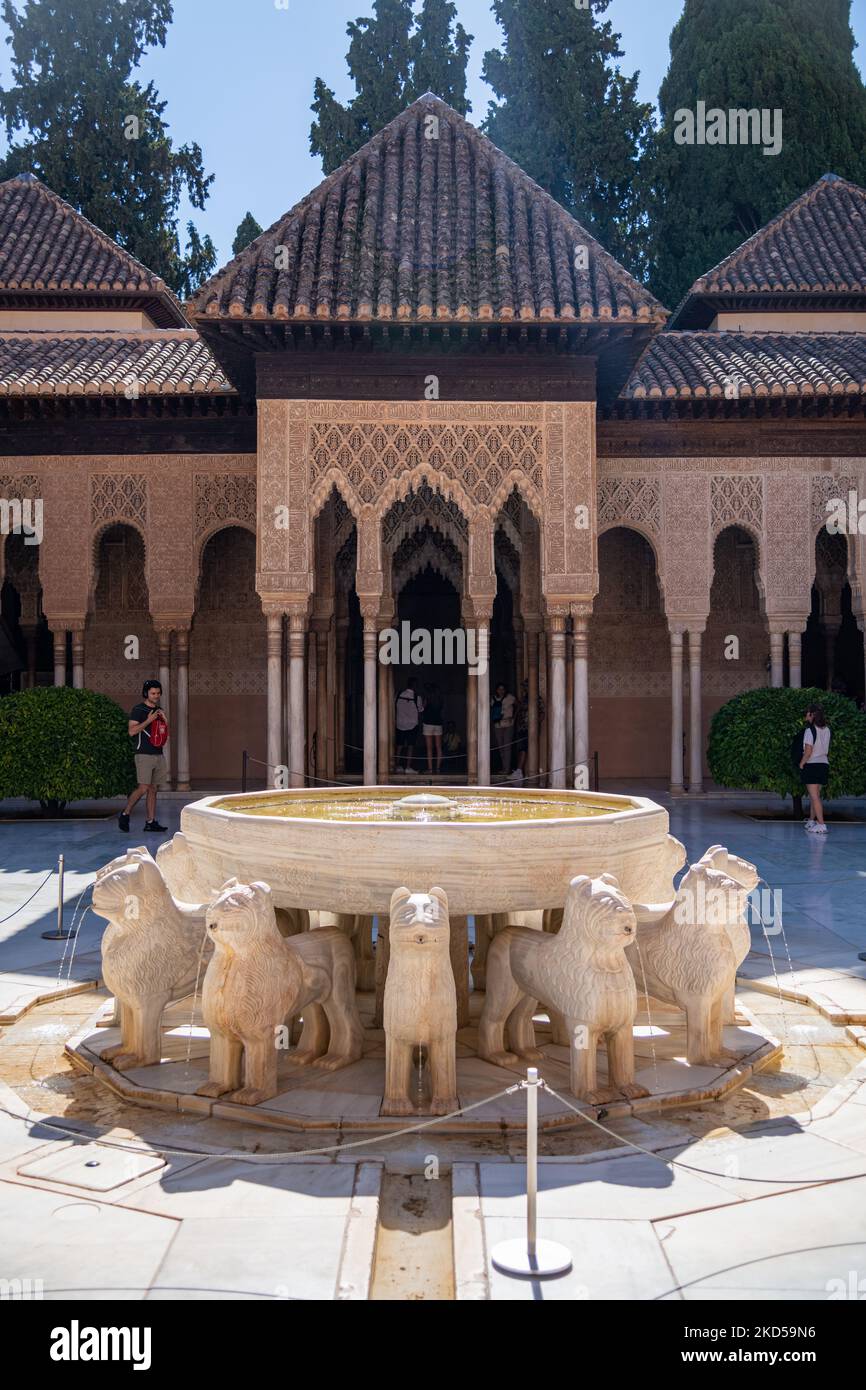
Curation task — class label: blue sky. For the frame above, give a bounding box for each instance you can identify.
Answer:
[3,0,866,266]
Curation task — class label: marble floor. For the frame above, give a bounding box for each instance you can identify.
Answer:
[0,787,864,1299]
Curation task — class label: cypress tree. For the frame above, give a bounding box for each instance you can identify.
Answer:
[482,0,656,278]
[310,0,472,175]
[0,0,216,295]
[652,0,866,309]
[232,212,263,257]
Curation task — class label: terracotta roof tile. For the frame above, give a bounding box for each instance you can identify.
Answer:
[0,175,187,325]
[674,175,866,325]
[622,331,866,401]
[0,329,232,396]
[194,95,665,327]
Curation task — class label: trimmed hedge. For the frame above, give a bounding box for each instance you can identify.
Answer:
[707,686,866,802]
[0,686,136,811]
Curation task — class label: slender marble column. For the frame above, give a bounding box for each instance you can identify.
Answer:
[175,628,191,792]
[315,628,328,781]
[526,627,539,782]
[788,630,803,689]
[565,630,575,780]
[769,629,785,688]
[572,615,590,787]
[687,627,703,795]
[669,627,685,794]
[549,617,567,790]
[335,618,348,773]
[377,636,390,783]
[362,617,378,786]
[53,629,67,686]
[70,626,85,689]
[266,614,283,784]
[288,615,306,788]
[476,620,491,786]
[157,629,172,784]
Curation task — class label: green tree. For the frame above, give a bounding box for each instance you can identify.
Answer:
[232,211,263,257]
[0,687,135,813]
[482,0,656,279]
[0,0,216,296]
[310,0,472,175]
[652,0,866,309]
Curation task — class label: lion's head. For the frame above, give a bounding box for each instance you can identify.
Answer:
[206,879,281,949]
[562,873,636,959]
[675,863,750,933]
[389,886,449,950]
[698,845,759,893]
[92,848,168,930]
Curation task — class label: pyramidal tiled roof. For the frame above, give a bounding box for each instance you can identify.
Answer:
[0,174,187,326]
[674,174,866,325]
[620,330,866,403]
[194,95,666,327]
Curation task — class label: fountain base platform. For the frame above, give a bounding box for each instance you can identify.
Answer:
[66,992,781,1136]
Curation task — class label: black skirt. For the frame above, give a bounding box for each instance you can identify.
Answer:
[800,762,829,786]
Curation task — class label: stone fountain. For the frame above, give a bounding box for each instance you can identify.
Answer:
[69,786,782,1132]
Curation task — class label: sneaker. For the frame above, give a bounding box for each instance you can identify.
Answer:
[805,821,828,834]
[143,820,168,833]
[118,812,130,833]
[803,818,815,829]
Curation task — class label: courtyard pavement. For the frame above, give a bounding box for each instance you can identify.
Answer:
[0,786,864,1299]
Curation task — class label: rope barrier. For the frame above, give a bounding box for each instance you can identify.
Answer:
[242,751,596,790]
[0,867,55,927]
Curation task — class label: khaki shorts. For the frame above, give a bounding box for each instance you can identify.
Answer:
[135,753,169,788]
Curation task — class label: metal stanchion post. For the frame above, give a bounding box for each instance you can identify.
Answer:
[491,1068,572,1278]
[41,853,75,941]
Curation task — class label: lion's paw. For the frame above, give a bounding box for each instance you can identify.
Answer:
[430,1095,459,1116]
[227,1086,272,1106]
[195,1080,234,1099]
[108,1051,141,1071]
[514,1047,545,1062]
[381,1096,415,1117]
[484,1050,519,1068]
[618,1082,650,1101]
[311,1054,349,1072]
[285,1050,319,1067]
[584,1087,618,1105]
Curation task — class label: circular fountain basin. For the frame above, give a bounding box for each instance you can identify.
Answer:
[179,786,680,917]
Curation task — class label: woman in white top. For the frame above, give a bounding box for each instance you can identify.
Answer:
[799,704,831,834]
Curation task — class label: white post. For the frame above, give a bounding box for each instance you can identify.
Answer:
[489,1068,572,1279]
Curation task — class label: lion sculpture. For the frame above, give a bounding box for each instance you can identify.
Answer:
[383,887,458,1117]
[479,873,649,1105]
[196,879,364,1106]
[626,855,753,1065]
[694,845,759,1023]
[93,847,211,1070]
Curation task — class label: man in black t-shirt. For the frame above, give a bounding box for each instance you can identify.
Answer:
[118,679,168,834]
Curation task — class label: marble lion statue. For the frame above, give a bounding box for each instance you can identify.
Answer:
[383,887,458,1117]
[93,847,211,1070]
[155,832,214,904]
[479,874,649,1105]
[196,879,364,1106]
[695,845,759,1024]
[626,856,754,1066]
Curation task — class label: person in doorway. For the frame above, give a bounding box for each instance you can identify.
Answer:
[491,682,517,777]
[119,679,168,833]
[394,676,421,774]
[800,704,831,835]
[422,682,445,776]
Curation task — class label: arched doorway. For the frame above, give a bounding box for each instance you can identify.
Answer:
[1,531,50,692]
[190,525,265,785]
[704,526,769,771]
[590,527,668,780]
[85,523,155,711]
[804,531,864,700]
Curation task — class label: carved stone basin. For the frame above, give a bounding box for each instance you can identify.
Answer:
[179,786,683,917]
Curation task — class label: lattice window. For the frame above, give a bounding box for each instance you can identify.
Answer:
[91,474,147,528]
[711,475,763,535]
[811,474,859,532]
[597,476,661,533]
[195,473,255,538]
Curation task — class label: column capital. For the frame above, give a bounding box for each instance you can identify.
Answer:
[569,601,593,623]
